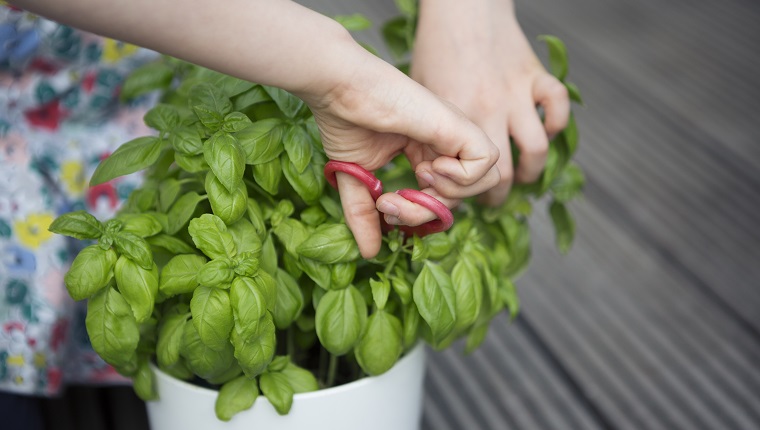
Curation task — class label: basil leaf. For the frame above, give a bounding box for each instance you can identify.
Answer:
[147,234,196,255]
[246,198,267,240]
[451,257,482,331]
[159,254,206,297]
[319,195,343,221]
[235,118,284,164]
[119,213,163,238]
[157,178,181,213]
[90,136,163,186]
[188,214,237,259]
[157,307,189,368]
[144,104,180,132]
[253,157,282,195]
[49,210,103,240]
[133,358,157,401]
[282,252,302,279]
[411,235,428,262]
[391,272,412,305]
[120,61,174,101]
[382,17,408,60]
[203,133,245,193]
[500,216,532,277]
[330,262,356,290]
[64,245,116,301]
[334,13,372,31]
[300,205,327,227]
[422,232,452,260]
[281,153,325,205]
[206,172,248,225]
[551,163,585,203]
[206,361,244,386]
[230,276,268,337]
[181,320,236,380]
[273,268,304,330]
[539,34,569,81]
[197,259,235,288]
[169,126,204,156]
[259,372,294,415]
[355,310,402,376]
[273,218,309,256]
[114,256,158,323]
[215,375,259,422]
[283,125,312,173]
[564,112,579,156]
[113,232,153,270]
[191,286,234,351]
[549,200,575,254]
[227,218,262,256]
[260,233,278,275]
[174,152,209,173]
[123,188,157,213]
[268,356,290,373]
[299,257,331,290]
[315,286,367,355]
[262,86,303,119]
[566,82,584,105]
[189,83,233,131]
[369,274,391,310]
[222,112,253,134]
[499,278,520,320]
[280,363,318,393]
[403,303,420,348]
[85,286,140,370]
[231,312,276,378]
[464,324,490,355]
[413,262,456,343]
[166,192,206,235]
[297,224,359,264]
[232,84,271,111]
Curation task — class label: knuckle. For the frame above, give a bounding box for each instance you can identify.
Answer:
[547,80,569,101]
[345,200,379,220]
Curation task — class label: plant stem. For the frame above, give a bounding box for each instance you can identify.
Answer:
[326,353,338,388]
[383,244,403,277]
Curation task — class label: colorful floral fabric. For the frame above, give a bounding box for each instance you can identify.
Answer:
[0,5,157,396]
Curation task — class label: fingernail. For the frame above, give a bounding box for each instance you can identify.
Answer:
[416,170,435,186]
[385,215,401,225]
[377,201,399,216]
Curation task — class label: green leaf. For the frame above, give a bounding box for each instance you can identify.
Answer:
[273,218,309,256]
[330,262,356,290]
[169,126,204,155]
[281,153,325,204]
[113,232,153,269]
[133,358,157,401]
[144,104,180,132]
[232,85,272,111]
[64,245,116,301]
[90,136,163,186]
[300,205,327,227]
[227,218,262,256]
[369,275,391,310]
[299,257,331,290]
[215,375,259,422]
[235,119,284,165]
[157,307,189,368]
[283,124,313,173]
[551,163,585,203]
[122,188,157,213]
[422,232,452,260]
[189,83,233,131]
[246,199,267,239]
[262,86,303,119]
[114,256,158,323]
[413,262,456,343]
[403,303,420,348]
[148,234,196,255]
[260,234,278,275]
[174,152,209,173]
[119,213,163,238]
[197,259,235,288]
[296,224,360,264]
[464,324,489,354]
[253,158,282,195]
[85,286,140,371]
[166,192,206,235]
[159,254,206,297]
[498,278,520,320]
[206,172,248,225]
[335,14,372,31]
[273,269,304,330]
[230,276,269,337]
[157,179,181,213]
[181,320,236,380]
[451,257,482,331]
[259,372,294,415]
[394,0,417,17]
[566,82,584,105]
[49,210,102,240]
[280,363,319,393]
[382,17,409,60]
[222,112,253,133]
[391,271,412,305]
[539,35,569,81]
[549,200,575,253]
[120,61,173,101]
[191,286,234,351]
[355,310,403,376]
[188,214,237,259]
[203,133,245,193]
[411,235,428,262]
[564,113,579,156]
[231,312,276,378]
[315,286,367,355]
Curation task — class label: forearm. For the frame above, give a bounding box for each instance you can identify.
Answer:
[11,0,359,102]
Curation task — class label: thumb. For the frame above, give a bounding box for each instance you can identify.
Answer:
[335,171,382,259]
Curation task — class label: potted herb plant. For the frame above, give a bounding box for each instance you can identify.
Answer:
[48,6,584,429]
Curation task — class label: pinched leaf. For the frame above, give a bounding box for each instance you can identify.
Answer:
[539,34,569,81]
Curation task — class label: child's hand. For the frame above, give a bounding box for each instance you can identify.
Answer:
[409,0,570,207]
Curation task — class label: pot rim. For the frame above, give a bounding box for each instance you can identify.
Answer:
[150,343,425,401]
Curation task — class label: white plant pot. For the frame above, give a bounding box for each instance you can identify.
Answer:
[146,344,426,430]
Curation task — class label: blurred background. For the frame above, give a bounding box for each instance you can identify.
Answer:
[41,0,760,429]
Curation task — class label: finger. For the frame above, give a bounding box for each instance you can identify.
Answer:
[415,159,501,199]
[509,100,549,183]
[377,189,460,227]
[335,172,382,259]
[476,115,513,207]
[533,73,570,138]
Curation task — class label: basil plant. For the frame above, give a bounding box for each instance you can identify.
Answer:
[49,7,584,421]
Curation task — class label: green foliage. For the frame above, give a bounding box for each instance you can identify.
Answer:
[50,12,584,421]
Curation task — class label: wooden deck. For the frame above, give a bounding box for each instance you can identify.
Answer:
[43,0,760,429]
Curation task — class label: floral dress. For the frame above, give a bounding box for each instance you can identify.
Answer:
[0,5,156,396]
